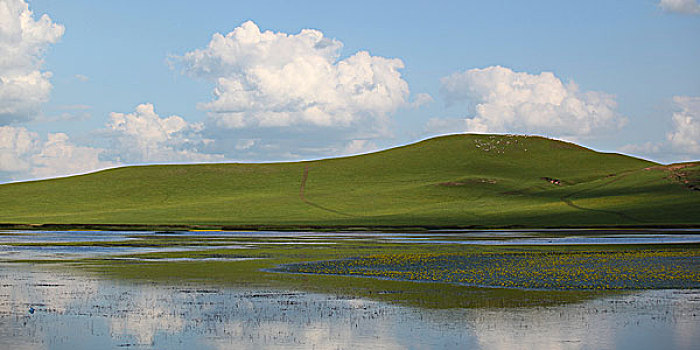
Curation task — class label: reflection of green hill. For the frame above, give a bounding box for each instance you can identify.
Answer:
[1,134,698,228]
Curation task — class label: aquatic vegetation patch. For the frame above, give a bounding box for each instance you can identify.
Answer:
[280,250,700,290]
[110,256,264,262]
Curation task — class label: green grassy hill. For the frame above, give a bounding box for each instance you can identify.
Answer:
[1,134,698,228]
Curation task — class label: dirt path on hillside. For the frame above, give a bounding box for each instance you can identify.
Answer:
[299,165,356,217]
[299,165,310,201]
[299,164,649,222]
[559,169,644,223]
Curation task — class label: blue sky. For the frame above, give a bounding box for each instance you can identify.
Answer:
[1,0,699,182]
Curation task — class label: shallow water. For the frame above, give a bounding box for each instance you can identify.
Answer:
[391,234,700,245]
[1,230,699,349]
[2,229,699,250]
[0,264,698,350]
[0,230,141,244]
[0,244,249,261]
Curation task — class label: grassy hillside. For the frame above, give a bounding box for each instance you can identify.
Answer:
[1,134,698,228]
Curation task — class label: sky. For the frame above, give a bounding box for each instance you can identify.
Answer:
[0,0,699,182]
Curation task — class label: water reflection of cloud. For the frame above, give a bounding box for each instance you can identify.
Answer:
[468,291,700,350]
[107,285,186,345]
[669,291,700,349]
[1,264,699,349]
[204,315,410,350]
[470,307,614,350]
[0,266,100,315]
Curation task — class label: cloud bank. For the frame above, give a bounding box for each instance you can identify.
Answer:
[436,66,626,139]
[620,96,700,161]
[105,103,222,163]
[1,103,226,181]
[667,96,700,156]
[659,0,700,14]
[0,0,64,124]
[180,21,410,132]
[0,125,113,180]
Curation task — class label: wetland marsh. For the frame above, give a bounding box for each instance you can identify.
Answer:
[1,229,699,349]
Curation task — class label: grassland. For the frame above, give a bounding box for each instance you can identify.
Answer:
[1,134,698,228]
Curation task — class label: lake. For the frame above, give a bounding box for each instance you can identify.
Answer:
[1,230,699,349]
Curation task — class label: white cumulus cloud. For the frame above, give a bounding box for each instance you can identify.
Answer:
[1,103,225,182]
[618,96,700,161]
[0,0,64,124]
[618,142,662,157]
[31,132,114,179]
[0,125,37,172]
[106,103,223,163]
[342,139,378,155]
[659,0,700,14]
[410,92,434,108]
[667,96,700,156]
[74,74,89,82]
[180,21,410,132]
[438,66,626,139]
[0,125,113,180]
[234,138,256,151]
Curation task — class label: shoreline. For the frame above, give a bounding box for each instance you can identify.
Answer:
[2,223,699,232]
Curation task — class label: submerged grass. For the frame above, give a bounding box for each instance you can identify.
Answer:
[280,250,700,290]
[76,258,599,309]
[38,235,697,309]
